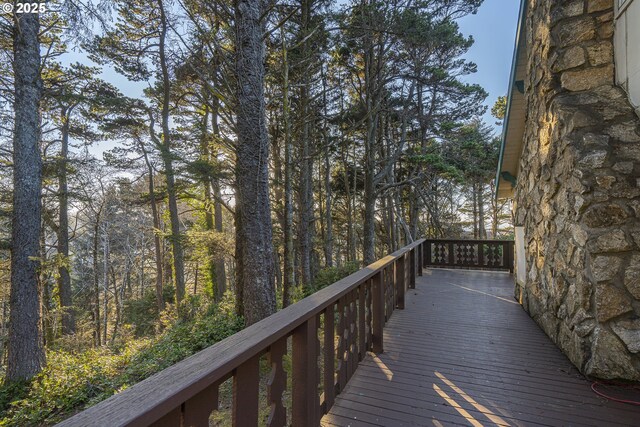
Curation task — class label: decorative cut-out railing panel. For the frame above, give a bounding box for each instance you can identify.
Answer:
[57,240,423,427]
[422,239,514,272]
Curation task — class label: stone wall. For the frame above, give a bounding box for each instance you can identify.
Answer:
[514,0,640,379]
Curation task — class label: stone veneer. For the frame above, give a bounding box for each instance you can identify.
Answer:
[514,0,640,379]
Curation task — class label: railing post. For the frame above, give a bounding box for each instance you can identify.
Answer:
[448,241,455,266]
[507,241,515,274]
[425,240,431,268]
[395,256,405,309]
[372,271,384,354]
[323,305,335,412]
[233,355,260,426]
[292,316,319,425]
[417,243,423,276]
[410,247,416,288]
[358,286,366,361]
[267,339,287,426]
[183,383,219,427]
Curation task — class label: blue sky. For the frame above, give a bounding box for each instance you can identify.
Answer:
[458,0,521,129]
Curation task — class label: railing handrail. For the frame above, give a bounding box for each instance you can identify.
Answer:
[424,238,514,243]
[58,239,425,427]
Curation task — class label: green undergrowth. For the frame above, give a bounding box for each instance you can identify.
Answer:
[0,293,243,426]
[0,263,359,426]
[288,261,361,302]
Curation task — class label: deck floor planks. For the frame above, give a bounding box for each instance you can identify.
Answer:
[322,268,640,426]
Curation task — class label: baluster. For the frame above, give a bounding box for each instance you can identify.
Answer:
[491,243,498,267]
[372,271,384,353]
[267,339,287,427]
[347,290,357,381]
[465,243,470,265]
[323,304,335,412]
[395,255,405,309]
[350,290,358,374]
[183,383,219,427]
[387,267,393,319]
[485,243,490,266]
[315,312,322,424]
[464,243,469,265]
[448,242,455,266]
[232,355,260,426]
[507,241,514,273]
[336,298,346,391]
[465,243,471,266]
[410,247,416,288]
[425,241,431,267]
[471,243,476,266]
[292,317,319,425]
[417,244,423,276]
[358,285,366,361]
[365,280,373,351]
[478,242,484,268]
[150,408,181,427]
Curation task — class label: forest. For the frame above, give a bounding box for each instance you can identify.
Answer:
[0,0,511,424]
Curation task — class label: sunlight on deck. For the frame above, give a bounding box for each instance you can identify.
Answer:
[434,371,510,426]
[323,270,639,427]
[371,354,393,381]
[447,282,518,304]
[432,383,485,427]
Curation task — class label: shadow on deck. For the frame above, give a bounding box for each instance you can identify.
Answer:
[322,269,639,427]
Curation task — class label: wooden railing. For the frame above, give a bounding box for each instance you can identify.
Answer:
[58,240,424,427]
[422,239,514,273]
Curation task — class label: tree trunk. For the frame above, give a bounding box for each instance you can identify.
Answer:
[472,183,478,238]
[281,29,294,307]
[409,188,419,241]
[141,145,164,311]
[92,208,102,346]
[102,224,109,345]
[213,182,227,298]
[362,19,379,266]
[57,110,75,335]
[323,147,333,268]
[234,0,277,325]
[478,181,486,239]
[110,269,120,345]
[201,105,219,299]
[158,0,185,307]
[6,11,45,382]
[234,206,244,317]
[490,184,499,237]
[298,0,314,287]
[210,96,227,300]
[321,67,333,268]
[40,229,54,346]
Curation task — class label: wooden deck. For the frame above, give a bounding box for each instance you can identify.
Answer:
[322,268,640,427]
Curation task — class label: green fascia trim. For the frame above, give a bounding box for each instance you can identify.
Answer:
[495,0,527,200]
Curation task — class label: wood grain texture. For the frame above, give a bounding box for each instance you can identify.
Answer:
[322,269,639,426]
[292,317,319,425]
[232,355,259,426]
[267,338,287,427]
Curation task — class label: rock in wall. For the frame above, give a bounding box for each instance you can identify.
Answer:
[514,0,640,380]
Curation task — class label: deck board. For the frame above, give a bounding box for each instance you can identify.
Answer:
[322,268,640,426]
